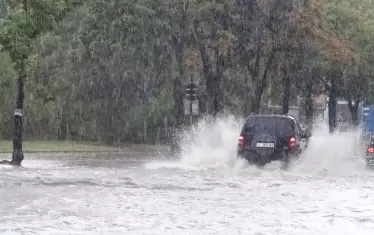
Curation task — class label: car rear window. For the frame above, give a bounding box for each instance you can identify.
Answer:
[242,117,293,136]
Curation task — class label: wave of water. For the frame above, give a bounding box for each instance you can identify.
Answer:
[2,115,374,235]
[178,115,244,170]
[145,114,368,175]
[291,123,367,175]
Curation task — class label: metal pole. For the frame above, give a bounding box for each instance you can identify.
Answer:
[190,100,193,126]
[190,76,193,126]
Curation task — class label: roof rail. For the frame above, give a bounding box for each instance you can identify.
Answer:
[285,114,298,121]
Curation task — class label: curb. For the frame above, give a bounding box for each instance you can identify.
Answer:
[0,151,170,154]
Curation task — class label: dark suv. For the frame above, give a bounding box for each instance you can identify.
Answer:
[237,114,311,167]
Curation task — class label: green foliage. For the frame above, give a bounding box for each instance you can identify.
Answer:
[0,0,373,143]
[324,0,374,103]
[0,51,15,88]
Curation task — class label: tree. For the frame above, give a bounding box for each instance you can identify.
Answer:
[322,0,374,129]
[0,0,373,147]
[191,0,235,116]
[0,0,83,165]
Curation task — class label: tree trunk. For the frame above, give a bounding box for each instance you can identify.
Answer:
[251,81,269,114]
[282,75,291,115]
[348,100,359,126]
[173,77,184,125]
[212,51,225,116]
[242,74,252,116]
[305,81,313,131]
[1,0,29,166]
[250,48,276,114]
[351,107,359,126]
[58,121,67,140]
[171,1,188,126]
[304,68,315,130]
[169,7,188,155]
[328,78,337,133]
[171,35,184,126]
[193,20,227,117]
[11,59,26,166]
[251,89,262,114]
[58,101,69,140]
[282,54,291,115]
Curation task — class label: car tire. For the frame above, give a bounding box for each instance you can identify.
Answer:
[365,159,374,170]
[256,155,268,167]
[365,163,372,170]
[237,153,243,159]
[245,154,256,165]
[281,152,290,170]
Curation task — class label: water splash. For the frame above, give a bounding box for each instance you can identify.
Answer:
[146,115,368,175]
[177,114,243,170]
[291,123,367,175]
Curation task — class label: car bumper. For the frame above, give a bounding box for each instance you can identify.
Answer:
[366,154,374,166]
[237,150,287,161]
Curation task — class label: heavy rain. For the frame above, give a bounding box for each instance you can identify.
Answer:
[1,0,374,234]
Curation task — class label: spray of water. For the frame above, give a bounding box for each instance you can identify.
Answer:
[146,113,368,175]
[178,114,244,170]
[177,115,368,173]
[291,123,367,175]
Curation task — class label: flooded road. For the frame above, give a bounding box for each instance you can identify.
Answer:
[1,155,374,235]
[1,120,374,235]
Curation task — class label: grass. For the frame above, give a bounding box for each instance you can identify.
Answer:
[0,140,169,153]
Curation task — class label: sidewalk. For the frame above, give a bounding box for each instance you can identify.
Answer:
[0,140,170,155]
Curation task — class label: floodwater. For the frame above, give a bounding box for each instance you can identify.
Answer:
[1,117,374,235]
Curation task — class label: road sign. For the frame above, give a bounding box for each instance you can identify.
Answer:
[184,78,199,116]
[183,98,191,115]
[184,98,199,116]
[14,109,23,116]
[370,132,374,144]
[185,83,198,100]
[363,105,374,134]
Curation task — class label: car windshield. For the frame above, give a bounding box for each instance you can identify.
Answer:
[243,117,293,136]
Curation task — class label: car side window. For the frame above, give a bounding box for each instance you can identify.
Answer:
[243,125,254,134]
[292,120,300,137]
[242,117,255,134]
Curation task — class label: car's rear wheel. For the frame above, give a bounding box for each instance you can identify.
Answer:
[240,153,258,166]
[281,152,290,170]
[245,154,256,164]
[241,152,271,167]
[256,155,268,167]
[237,152,243,159]
[365,162,374,170]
